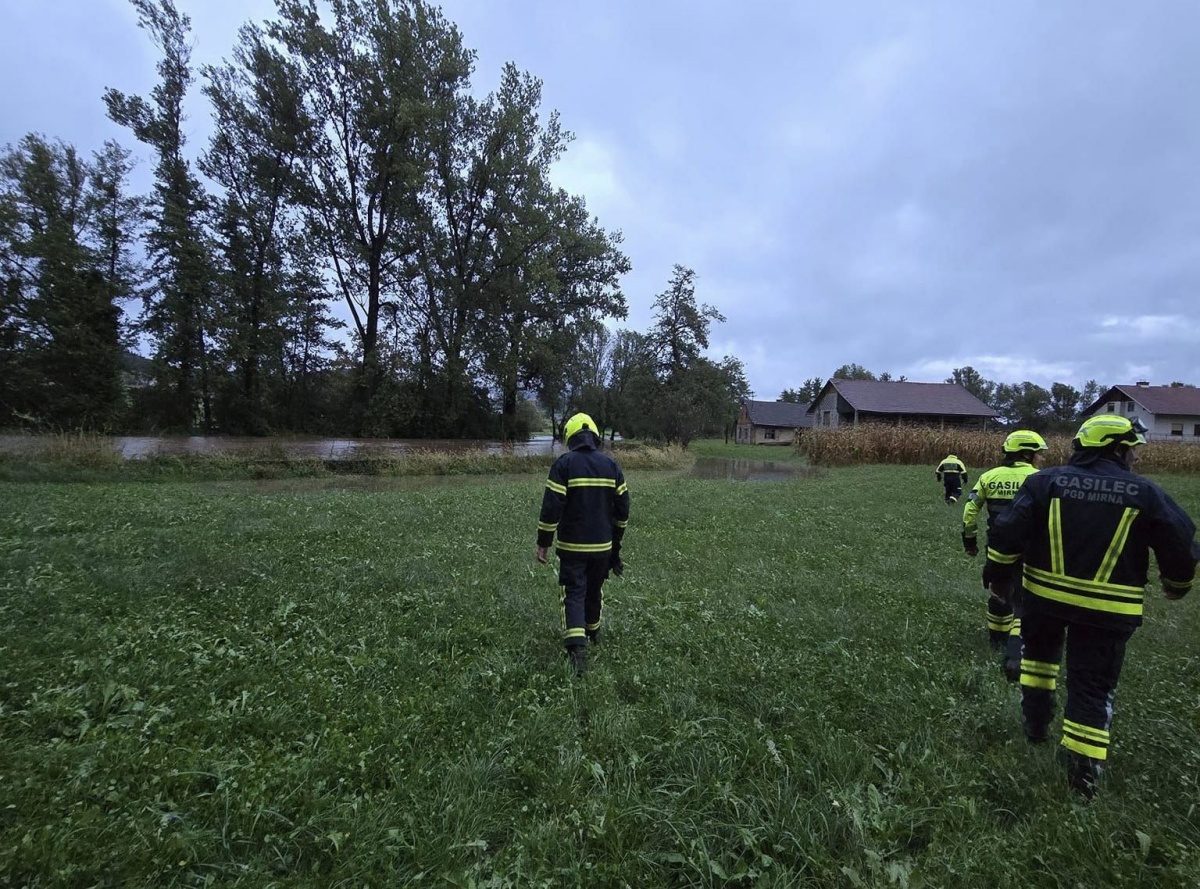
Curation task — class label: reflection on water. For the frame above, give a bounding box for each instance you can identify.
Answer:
[0,434,564,460]
[233,473,536,494]
[687,457,825,482]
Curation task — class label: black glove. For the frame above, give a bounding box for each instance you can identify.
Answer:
[962,533,978,557]
[608,550,624,577]
[981,559,1006,590]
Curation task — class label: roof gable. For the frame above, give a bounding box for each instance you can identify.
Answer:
[1084,384,1200,417]
[807,379,998,417]
[744,400,813,427]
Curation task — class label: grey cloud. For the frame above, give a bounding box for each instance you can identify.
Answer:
[5,0,1200,399]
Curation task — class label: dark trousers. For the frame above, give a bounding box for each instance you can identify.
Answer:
[1019,608,1132,761]
[986,591,1014,645]
[558,556,608,649]
[986,562,1025,675]
[943,479,962,502]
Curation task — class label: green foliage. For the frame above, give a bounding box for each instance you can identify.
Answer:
[105,0,215,432]
[2,468,1199,885]
[780,376,825,404]
[991,382,1053,432]
[199,22,340,436]
[946,366,996,405]
[613,266,745,446]
[833,363,878,381]
[945,368,1116,432]
[0,135,130,430]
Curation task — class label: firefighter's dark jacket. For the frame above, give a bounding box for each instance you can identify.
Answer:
[986,452,1200,630]
[537,431,630,558]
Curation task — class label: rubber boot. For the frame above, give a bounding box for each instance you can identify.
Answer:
[1002,631,1022,683]
[1062,750,1102,800]
[566,646,586,677]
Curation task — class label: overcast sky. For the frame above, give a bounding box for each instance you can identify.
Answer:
[4,0,1200,400]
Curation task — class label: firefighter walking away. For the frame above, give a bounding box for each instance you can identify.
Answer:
[984,415,1198,798]
[536,413,630,676]
[962,430,1048,679]
[936,454,969,504]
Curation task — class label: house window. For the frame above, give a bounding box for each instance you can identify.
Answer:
[1106,403,1116,413]
[1125,402,1135,413]
[822,410,831,427]
[1171,423,1183,437]
[764,428,776,440]
[1194,424,1200,437]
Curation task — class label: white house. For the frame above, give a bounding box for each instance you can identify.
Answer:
[1081,383,1200,442]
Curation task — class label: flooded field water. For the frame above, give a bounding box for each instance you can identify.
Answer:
[0,434,563,460]
[0,435,821,486]
[687,457,825,482]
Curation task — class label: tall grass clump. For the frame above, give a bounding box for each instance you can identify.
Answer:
[800,424,1200,473]
[29,431,125,469]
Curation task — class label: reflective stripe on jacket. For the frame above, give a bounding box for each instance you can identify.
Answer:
[537,437,630,556]
[936,458,968,483]
[986,454,1199,629]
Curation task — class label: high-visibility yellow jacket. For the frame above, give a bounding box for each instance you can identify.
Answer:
[537,435,630,557]
[986,454,1199,629]
[962,460,1039,542]
[936,456,968,484]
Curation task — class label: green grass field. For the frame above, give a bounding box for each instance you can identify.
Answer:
[2,461,1199,887]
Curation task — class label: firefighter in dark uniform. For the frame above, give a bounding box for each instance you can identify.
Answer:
[936,454,969,504]
[962,430,1048,677]
[536,412,630,675]
[984,415,1199,798]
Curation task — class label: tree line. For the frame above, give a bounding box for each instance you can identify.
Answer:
[0,0,746,444]
[781,365,1193,434]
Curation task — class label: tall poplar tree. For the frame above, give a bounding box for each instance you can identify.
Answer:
[267,0,472,433]
[201,23,311,433]
[105,0,214,431]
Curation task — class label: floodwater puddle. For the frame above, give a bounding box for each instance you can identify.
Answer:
[686,457,826,482]
[231,473,531,494]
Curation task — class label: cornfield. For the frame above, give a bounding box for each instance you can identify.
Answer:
[798,424,1200,474]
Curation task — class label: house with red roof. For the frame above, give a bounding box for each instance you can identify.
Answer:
[1081,382,1200,442]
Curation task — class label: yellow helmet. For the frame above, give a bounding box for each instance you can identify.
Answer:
[1003,430,1048,454]
[564,412,598,442]
[1074,415,1147,449]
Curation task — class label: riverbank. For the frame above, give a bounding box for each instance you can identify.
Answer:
[0,435,696,483]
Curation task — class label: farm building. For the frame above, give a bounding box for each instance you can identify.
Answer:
[1080,382,1200,442]
[806,379,998,429]
[735,400,813,444]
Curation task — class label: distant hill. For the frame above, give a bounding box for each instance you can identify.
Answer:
[121,350,153,374]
